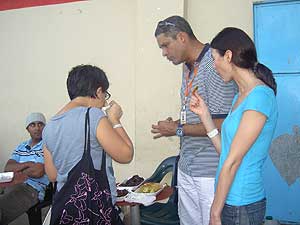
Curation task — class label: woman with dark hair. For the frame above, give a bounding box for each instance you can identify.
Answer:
[190,28,278,225]
[43,64,133,224]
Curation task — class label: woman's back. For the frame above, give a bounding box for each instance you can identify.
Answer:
[43,106,117,202]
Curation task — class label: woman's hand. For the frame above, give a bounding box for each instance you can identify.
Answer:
[190,92,210,119]
[190,92,219,149]
[209,204,222,225]
[209,214,222,225]
[106,100,123,124]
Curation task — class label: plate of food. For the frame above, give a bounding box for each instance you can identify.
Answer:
[134,182,165,196]
[117,175,145,191]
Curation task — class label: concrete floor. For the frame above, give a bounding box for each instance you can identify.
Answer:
[7,206,299,225]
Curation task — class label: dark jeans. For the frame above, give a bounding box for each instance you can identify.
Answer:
[0,183,39,225]
[221,198,266,225]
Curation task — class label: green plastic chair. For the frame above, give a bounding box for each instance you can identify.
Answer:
[140,155,180,225]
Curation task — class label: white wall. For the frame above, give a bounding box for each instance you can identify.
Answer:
[131,0,183,178]
[0,0,183,181]
[0,0,255,181]
[186,0,254,43]
[0,1,136,173]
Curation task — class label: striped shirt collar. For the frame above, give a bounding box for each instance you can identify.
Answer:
[185,43,210,71]
[23,139,43,151]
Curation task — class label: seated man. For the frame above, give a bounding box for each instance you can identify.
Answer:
[0,112,49,225]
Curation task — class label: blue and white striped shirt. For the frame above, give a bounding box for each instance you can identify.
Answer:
[11,139,49,200]
[179,46,237,177]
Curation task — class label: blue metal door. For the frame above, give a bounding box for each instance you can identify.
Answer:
[254,0,300,222]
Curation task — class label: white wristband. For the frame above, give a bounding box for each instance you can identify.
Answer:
[113,123,122,129]
[207,128,218,138]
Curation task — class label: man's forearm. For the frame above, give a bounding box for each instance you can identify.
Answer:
[22,162,45,178]
[4,160,29,172]
[183,118,224,137]
[152,117,224,138]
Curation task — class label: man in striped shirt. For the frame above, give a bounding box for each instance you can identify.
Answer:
[0,112,49,225]
[152,16,237,225]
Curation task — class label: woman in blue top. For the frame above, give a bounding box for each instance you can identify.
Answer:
[190,27,278,225]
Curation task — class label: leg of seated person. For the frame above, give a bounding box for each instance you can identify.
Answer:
[0,183,39,225]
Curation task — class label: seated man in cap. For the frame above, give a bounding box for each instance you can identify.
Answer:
[0,112,49,225]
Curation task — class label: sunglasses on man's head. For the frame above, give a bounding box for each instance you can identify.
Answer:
[158,21,176,27]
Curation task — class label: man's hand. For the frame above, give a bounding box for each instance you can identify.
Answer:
[151,117,178,139]
[21,162,45,178]
[4,159,29,173]
[4,159,45,179]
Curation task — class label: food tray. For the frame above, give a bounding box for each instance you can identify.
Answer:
[0,172,14,183]
[117,175,145,191]
[133,182,166,196]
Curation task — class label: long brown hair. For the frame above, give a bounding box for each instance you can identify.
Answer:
[211,27,277,95]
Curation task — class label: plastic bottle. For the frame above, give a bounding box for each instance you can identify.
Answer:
[264,216,281,225]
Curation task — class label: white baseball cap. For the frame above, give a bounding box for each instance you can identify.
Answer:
[25,112,46,128]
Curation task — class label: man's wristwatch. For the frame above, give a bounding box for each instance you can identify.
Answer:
[176,124,184,137]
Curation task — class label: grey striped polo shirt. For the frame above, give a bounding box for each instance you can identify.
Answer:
[178,46,237,177]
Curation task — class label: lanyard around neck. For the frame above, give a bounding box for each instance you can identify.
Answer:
[184,66,198,98]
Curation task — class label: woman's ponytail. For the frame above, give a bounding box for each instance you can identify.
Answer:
[253,63,277,95]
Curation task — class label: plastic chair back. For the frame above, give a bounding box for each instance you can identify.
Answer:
[26,182,56,225]
[140,155,180,225]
